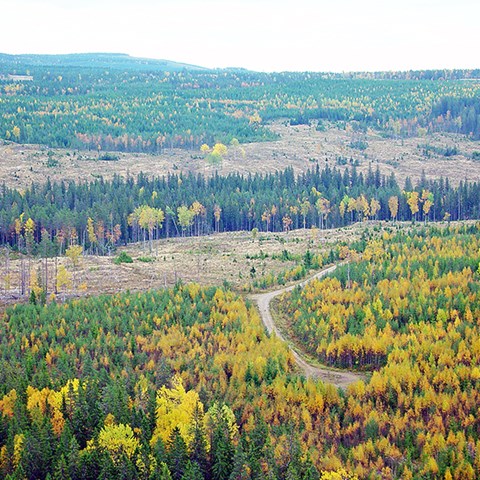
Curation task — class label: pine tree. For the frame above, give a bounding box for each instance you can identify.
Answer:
[211,424,233,480]
[66,436,81,480]
[248,412,269,478]
[181,460,204,480]
[21,418,56,480]
[53,454,71,480]
[156,462,173,480]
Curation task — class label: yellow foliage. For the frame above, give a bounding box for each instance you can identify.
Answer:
[0,389,17,417]
[92,423,139,462]
[13,433,24,467]
[320,468,358,479]
[212,142,228,157]
[66,244,83,267]
[56,264,72,292]
[151,375,203,447]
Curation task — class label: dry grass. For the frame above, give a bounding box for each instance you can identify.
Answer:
[0,225,364,308]
[0,220,471,309]
[0,123,478,190]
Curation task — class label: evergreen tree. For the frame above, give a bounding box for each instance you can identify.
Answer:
[181,460,204,480]
[229,440,251,480]
[189,404,208,478]
[21,418,55,480]
[66,436,81,480]
[167,427,189,480]
[157,462,173,480]
[211,419,234,480]
[301,455,320,480]
[52,455,71,480]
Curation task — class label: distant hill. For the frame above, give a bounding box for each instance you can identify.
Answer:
[0,52,209,72]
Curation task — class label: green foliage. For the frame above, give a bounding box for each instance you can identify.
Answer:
[348,140,368,151]
[431,96,480,139]
[1,57,480,153]
[1,238,480,478]
[98,153,119,161]
[137,256,155,263]
[419,143,459,157]
[113,251,133,264]
[46,157,59,168]
[2,165,480,258]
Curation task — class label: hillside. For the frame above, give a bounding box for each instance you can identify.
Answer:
[1,54,479,154]
[1,50,480,480]
[0,52,208,72]
[1,224,480,479]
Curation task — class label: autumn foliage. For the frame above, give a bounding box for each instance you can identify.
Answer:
[1,225,480,478]
[279,224,480,478]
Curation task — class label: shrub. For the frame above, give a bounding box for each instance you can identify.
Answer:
[114,251,133,264]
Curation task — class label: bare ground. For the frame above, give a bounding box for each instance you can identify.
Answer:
[0,225,366,309]
[0,122,479,189]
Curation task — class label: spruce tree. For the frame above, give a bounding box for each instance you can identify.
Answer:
[167,427,189,480]
[156,462,173,480]
[52,455,71,480]
[181,460,204,480]
[211,420,233,480]
[229,440,251,480]
[189,404,208,478]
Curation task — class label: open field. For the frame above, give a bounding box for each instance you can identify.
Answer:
[0,224,366,308]
[0,122,479,190]
[2,220,470,309]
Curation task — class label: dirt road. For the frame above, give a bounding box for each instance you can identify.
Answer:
[251,265,365,389]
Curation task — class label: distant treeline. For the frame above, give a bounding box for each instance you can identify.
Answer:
[1,165,479,254]
[338,69,480,81]
[431,96,480,139]
[1,64,479,152]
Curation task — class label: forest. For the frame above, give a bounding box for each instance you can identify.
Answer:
[276,224,480,478]
[1,225,480,478]
[1,164,480,258]
[1,56,480,151]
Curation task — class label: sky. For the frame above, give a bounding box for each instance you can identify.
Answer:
[1,0,478,72]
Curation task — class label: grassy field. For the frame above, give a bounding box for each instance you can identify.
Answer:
[0,224,366,307]
[0,122,478,190]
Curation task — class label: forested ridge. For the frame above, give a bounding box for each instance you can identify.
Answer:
[1,165,479,256]
[1,59,480,151]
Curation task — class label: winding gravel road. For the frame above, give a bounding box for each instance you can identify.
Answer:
[250,265,365,389]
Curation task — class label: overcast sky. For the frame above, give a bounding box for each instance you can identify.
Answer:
[1,0,478,72]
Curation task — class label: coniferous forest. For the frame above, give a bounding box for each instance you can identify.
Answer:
[1,165,480,256]
[1,54,480,151]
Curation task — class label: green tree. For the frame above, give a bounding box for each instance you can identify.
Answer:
[189,404,208,478]
[167,427,189,480]
[229,441,251,480]
[181,461,204,480]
